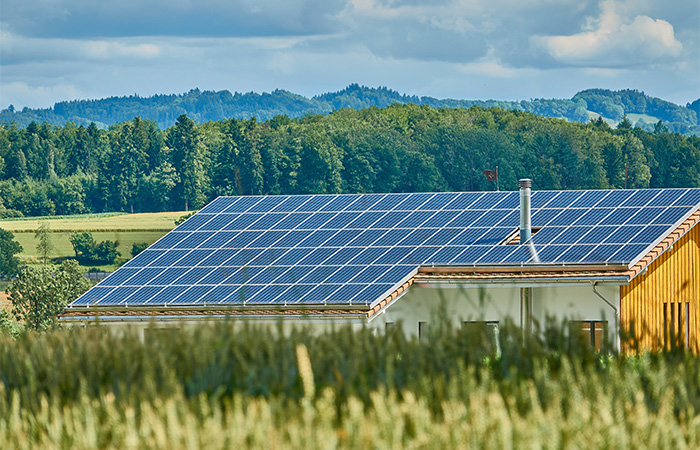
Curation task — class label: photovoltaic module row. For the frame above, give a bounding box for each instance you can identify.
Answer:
[69,188,700,309]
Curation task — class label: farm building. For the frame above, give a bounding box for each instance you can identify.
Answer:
[61,181,700,352]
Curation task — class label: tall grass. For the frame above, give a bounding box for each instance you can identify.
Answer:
[1,321,698,448]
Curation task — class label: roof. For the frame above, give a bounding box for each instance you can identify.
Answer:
[65,188,700,316]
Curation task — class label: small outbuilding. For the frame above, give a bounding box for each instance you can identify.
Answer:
[62,182,700,352]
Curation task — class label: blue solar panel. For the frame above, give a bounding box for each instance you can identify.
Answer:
[248,284,290,304]
[225,196,263,213]
[331,283,369,304]
[530,190,560,208]
[368,194,404,211]
[252,214,291,231]
[440,192,481,210]
[425,228,462,246]
[349,247,388,265]
[393,193,433,210]
[223,214,264,230]
[197,267,240,285]
[620,190,660,207]
[370,211,409,229]
[373,229,412,246]
[418,192,460,210]
[227,248,265,265]
[199,214,241,231]
[274,248,313,265]
[573,208,614,226]
[400,229,438,246]
[447,210,485,228]
[575,227,618,244]
[122,249,165,268]
[596,190,635,207]
[176,214,214,231]
[148,267,190,285]
[569,190,610,208]
[297,212,335,229]
[298,265,339,283]
[270,213,312,230]
[653,207,694,225]
[196,249,239,267]
[128,286,166,304]
[319,195,358,211]
[348,211,386,228]
[346,194,383,211]
[673,189,700,207]
[74,286,114,305]
[324,247,363,265]
[100,286,140,305]
[172,285,215,305]
[325,265,365,284]
[204,285,241,303]
[226,231,262,248]
[198,197,239,214]
[548,209,588,226]
[295,195,336,212]
[100,268,140,286]
[150,232,190,249]
[545,191,585,208]
[349,229,388,246]
[248,196,286,213]
[70,189,700,310]
[374,247,411,265]
[429,246,469,264]
[531,208,563,227]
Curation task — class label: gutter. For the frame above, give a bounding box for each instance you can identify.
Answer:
[590,281,620,352]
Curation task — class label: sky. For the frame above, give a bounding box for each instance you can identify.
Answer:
[1,0,698,110]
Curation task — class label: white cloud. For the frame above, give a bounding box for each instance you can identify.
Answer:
[533,0,683,67]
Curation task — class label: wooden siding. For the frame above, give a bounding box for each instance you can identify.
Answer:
[620,222,700,353]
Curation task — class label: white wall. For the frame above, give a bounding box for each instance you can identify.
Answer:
[369,282,621,346]
[61,315,367,339]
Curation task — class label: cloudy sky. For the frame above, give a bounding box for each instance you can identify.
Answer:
[1,0,698,109]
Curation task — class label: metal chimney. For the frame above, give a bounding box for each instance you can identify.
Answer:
[519,179,532,244]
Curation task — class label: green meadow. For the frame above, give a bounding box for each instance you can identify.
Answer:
[0,211,185,270]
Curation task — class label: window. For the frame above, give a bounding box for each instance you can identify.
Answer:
[418,321,428,340]
[571,320,608,350]
[664,302,690,350]
[463,321,500,353]
[385,322,395,333]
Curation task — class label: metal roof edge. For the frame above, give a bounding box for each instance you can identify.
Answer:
[60,304,370,318]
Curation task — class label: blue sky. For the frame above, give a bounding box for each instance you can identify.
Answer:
[1,0,698,109]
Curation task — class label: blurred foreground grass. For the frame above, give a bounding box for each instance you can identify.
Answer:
[1,320,698,449]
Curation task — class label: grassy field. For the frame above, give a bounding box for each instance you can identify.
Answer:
[0,211,185,270]
[0,322,698,448]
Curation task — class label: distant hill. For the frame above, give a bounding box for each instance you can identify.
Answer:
[2,84,698,135]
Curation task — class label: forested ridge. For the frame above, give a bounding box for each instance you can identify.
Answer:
[0,104,699,218]
[2,85,699,135]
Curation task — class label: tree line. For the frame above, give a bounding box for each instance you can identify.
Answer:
[0,104,699,217]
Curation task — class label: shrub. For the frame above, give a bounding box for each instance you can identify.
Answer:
[131,242,149,257]
[69,231,121,264]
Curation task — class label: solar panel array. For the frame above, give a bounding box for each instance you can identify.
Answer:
[70,188,700,309]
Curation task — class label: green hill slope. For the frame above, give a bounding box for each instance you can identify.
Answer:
[2,85,698,135]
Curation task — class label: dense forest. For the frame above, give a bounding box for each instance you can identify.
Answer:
[2,85,699,135]
[0,104,699,218]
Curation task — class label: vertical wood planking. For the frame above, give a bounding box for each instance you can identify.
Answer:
[620,223,700,353]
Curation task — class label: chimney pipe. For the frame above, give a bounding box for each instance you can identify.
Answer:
[519,179,532,244]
